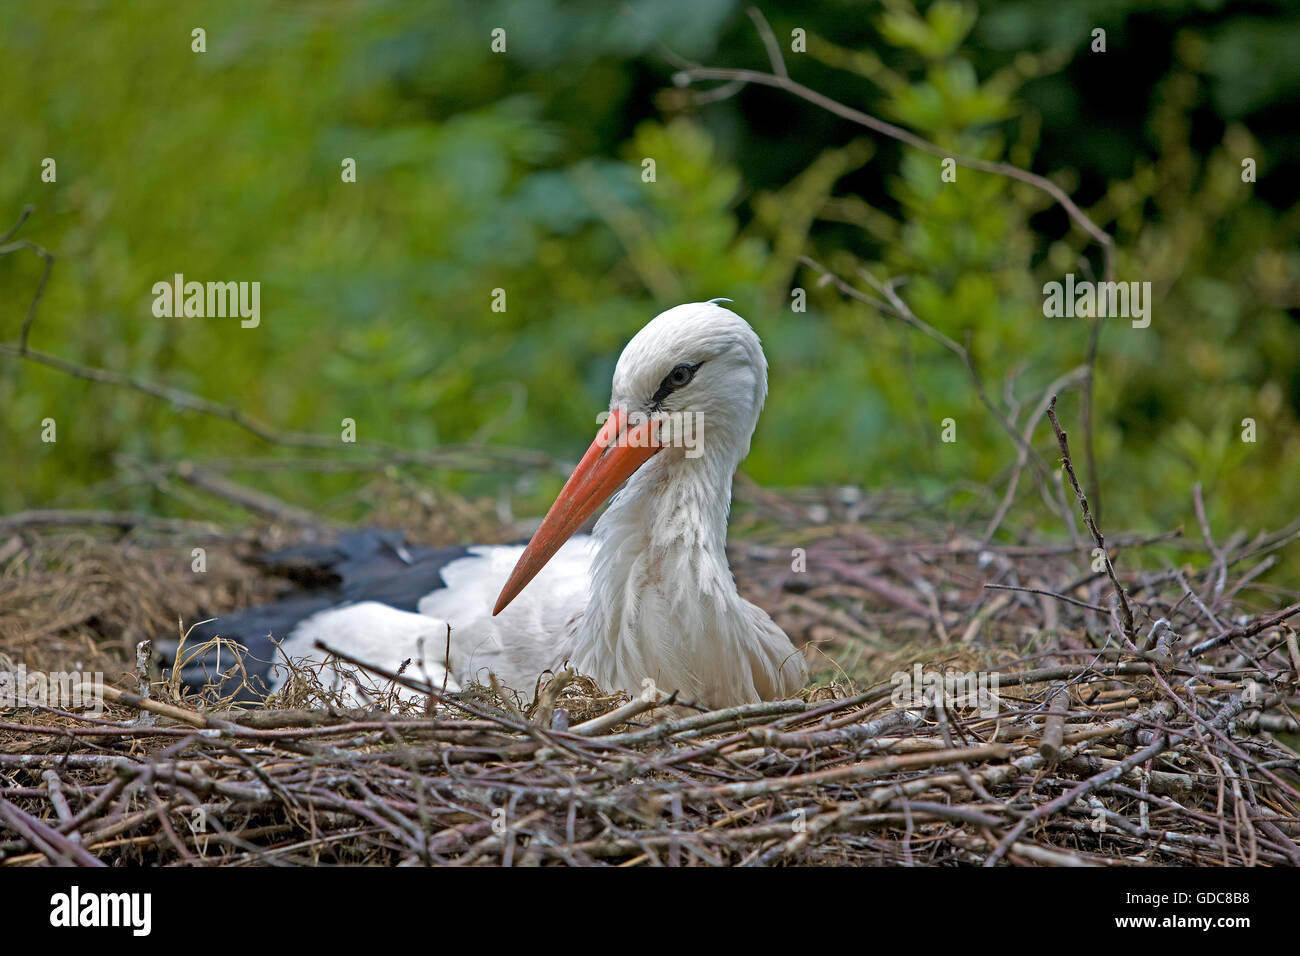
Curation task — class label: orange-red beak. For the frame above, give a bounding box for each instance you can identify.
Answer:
[493,407,663,615]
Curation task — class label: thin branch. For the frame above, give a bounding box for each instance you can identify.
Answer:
[0,509,223,535]
[673,65,1115,284]
[1191,602,1300,657]
[746,7,788,79]
[804,256,1062,512]
[982,364,1089,545]
[0,204,55,352]
[1045,396,1136,640]
[0,342,558,474]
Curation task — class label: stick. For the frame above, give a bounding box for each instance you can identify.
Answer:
[1046,397,1136,639]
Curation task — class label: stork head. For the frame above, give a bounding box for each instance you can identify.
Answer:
[493,301,769,614]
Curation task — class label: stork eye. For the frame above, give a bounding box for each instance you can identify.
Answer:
[666,364,697,388]
[649,362,702,407]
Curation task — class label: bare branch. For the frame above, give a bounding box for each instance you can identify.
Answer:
[673,65,1115,284]
[746,7,788,79]
[1045,396,1136,640]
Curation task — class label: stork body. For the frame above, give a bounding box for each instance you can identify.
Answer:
[185,303,807,709]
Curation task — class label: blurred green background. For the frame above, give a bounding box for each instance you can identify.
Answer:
[2,0,1298,541]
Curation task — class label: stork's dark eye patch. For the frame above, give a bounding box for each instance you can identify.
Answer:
[650,362,702,407]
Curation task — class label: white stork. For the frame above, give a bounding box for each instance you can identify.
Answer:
[265,301,807,708]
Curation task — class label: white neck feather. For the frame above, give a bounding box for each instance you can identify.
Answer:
[571,443,806,708]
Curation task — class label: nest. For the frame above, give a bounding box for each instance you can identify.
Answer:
[1,482,1298,866]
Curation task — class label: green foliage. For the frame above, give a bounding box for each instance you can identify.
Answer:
[1,0,1296,548]
[794,4,1300,538]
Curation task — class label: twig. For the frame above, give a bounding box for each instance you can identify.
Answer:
[1045,397,1136,639]
[672,67,1115,282]
[745,7,787,79]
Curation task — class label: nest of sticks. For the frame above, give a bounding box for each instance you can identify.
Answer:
[1,464,1299,866]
